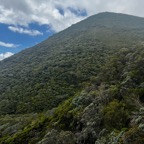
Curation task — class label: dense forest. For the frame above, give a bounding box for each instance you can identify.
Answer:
[0,12,144,143]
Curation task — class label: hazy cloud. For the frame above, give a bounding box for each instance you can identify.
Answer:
[0,52,14,61]
[0,41,19,48]
[0,0,144,32]
[8,26,43,36]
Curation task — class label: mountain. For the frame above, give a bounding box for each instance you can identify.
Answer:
[1,12,144,114]
[0,12,144,144]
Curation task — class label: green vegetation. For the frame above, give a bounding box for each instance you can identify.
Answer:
[0,12,144,143]
[103,100,129,130]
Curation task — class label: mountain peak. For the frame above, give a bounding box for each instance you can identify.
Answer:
[70,11,144,31]
[95,11,138,17]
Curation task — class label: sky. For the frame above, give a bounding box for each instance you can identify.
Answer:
[0,0,144,60]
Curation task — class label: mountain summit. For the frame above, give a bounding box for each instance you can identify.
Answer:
[0,12,144,143]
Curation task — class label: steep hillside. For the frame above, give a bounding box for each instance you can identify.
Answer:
[0,12,144,144]
[1,12,144,114]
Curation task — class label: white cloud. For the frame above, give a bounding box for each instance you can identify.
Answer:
[0,41,18,48]
[8,26,43,36]
[0,0,87,32]
[0,52,14,61]
[0,0,144,32]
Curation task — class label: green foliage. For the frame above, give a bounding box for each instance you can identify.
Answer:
[0,114,36,143]
[0,114,48,144]
[48,96,81,131]
[103,100,129,130]
[0,32,110,114]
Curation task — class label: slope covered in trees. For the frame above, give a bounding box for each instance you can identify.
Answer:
[0,12,144,143]
[1,12,144,114]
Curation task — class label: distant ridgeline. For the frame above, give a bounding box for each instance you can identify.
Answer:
[0,12,144,144]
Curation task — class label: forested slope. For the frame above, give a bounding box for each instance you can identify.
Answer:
[1,12,144,114]
[0,12,144,143]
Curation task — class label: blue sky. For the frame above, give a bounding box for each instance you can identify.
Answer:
[0,23,53,53]
[0,0,144,60]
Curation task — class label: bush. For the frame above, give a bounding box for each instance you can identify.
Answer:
[103,100,129,130]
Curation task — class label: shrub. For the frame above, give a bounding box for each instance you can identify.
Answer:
[103,100,129,130]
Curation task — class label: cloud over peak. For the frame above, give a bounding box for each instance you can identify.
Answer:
[0,0,144,32]
[0,0,88,32]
